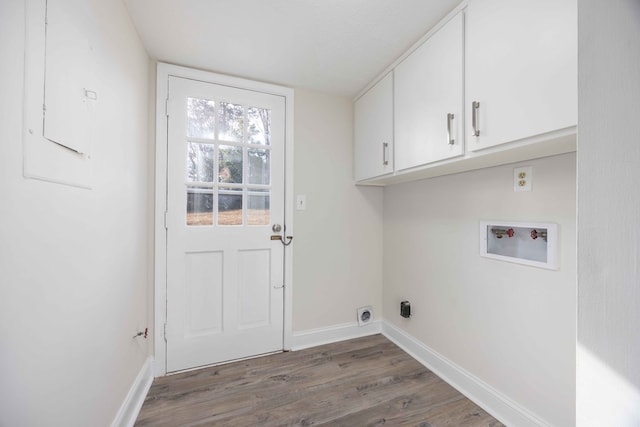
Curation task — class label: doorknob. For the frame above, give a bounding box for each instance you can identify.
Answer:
[272,224,282,233]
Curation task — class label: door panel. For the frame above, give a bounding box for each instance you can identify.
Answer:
[185,251,223,337]
[237,249,271,329]
[166,76,285,372]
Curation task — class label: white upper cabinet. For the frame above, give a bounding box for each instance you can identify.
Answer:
[465,0,577,151]
[354,72,394,181]
[395,12,464,170]
[353,0,577,185]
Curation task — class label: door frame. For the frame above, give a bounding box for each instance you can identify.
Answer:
[153,62,295,376]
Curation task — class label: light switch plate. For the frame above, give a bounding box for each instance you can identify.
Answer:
[296,194,306,210]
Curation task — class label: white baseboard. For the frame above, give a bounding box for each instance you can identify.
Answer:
[111,356,154,427]
[290,320,382,351]
[382,321,550,427]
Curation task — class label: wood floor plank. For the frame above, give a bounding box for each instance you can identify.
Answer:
[136,334,504,426]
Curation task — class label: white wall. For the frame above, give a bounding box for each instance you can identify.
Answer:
[383,153,576,426]
[292,90,383,333]
[0,0,150,425]
[577,0,640,425]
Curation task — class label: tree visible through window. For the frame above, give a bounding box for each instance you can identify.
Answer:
[185,97,271,226]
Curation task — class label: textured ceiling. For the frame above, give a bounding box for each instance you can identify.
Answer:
[124,0,461,97]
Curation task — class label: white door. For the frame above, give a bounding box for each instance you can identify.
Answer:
[166,76,286,372]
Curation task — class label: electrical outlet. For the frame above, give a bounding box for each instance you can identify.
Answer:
[514,167,533,192]
[400,301,411,318]
[357,306,372,326]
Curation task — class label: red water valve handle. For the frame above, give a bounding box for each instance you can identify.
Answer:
[531,230,538,240]
[506,228,515,238]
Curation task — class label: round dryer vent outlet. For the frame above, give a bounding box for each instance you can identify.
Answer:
[357,306,373,327]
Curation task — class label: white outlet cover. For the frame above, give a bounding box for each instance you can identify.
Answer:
[296,194,306,210]
[514,166,533,192]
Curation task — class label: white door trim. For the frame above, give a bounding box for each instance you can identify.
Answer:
[154,62,294,376]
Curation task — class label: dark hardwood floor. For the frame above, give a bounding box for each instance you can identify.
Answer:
[136,334,503,426]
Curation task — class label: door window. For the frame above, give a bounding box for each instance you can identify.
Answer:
[184,97,272,227]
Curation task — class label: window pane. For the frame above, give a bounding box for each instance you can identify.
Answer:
[186,142,214,182]
[186,186,213,226]
[247,148,270,185]
[218,145,243,184]
[187,97,215,139]
[218,102,244,142]
[247,107,271,145]
[218,188,242,225]
[247,191,270,226]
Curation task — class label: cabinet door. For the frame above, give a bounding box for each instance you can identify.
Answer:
[354,72,394,182]
[466,0,577,151]
[395,12,464,170]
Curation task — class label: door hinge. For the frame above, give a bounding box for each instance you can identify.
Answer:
[164,211,168,229]
[163,322,167,342]
[165,98,169,117]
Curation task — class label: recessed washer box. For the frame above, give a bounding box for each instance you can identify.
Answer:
[479,221,558,270]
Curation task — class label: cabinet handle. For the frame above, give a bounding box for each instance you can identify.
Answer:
[472,101,480,137]
[382,142,389,166]
[447,113,455,145]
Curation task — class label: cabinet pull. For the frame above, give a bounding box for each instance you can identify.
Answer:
[472,101,480,137]
[382,142,389,166]
[447,113,455,145]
